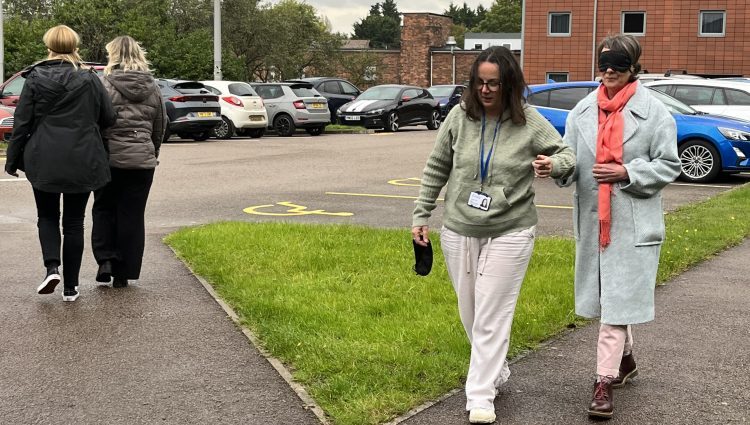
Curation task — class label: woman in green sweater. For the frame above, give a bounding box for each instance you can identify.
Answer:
[412,46,576,424]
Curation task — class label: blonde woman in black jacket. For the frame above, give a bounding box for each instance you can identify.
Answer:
[91,36,166,288]
[4,25,116,301]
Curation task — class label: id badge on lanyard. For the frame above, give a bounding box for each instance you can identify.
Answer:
[468,114,500,212]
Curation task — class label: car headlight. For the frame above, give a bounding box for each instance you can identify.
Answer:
[365,109,384,116]
[719,127,750,141]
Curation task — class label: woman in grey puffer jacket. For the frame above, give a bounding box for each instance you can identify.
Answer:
[92,35,166,288]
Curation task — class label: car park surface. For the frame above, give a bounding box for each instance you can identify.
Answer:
[285,77,361,124]
[200,80,268,139]
[336,84,441,132]
[250,82,330,137]
[427,84,465,118]
[157,79,222,141]
[527,81,750,183]
[644,78,750,122]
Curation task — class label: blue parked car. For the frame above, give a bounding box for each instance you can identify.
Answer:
[427,84,466,118]
[527,81,750,183]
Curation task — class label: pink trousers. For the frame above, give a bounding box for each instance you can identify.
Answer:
[597,324,633,377]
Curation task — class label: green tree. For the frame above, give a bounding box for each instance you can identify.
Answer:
[2,16,53,78]
[338,51,383,89]
[474,0,521,33]
[353,1,400,49]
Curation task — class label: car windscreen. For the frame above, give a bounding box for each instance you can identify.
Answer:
[172,81,209,94]
[647,88,698,115]
[358,87,401,101]
[228,83,257,96]
[428,87,455,97]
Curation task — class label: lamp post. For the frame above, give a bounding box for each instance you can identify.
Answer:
[446,36,456,84]
[213,0,222,80]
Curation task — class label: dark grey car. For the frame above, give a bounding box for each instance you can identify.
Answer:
[156,79,222,141]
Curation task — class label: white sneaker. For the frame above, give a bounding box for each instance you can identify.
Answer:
[37,272,61,294]
[469,408,496,424]
[62,287,79,302]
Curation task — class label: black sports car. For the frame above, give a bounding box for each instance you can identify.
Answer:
[336,84,441,132]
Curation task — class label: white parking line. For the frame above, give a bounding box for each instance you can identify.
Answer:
[0,178,27,182]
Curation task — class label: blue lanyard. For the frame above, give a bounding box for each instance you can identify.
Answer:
[480,113,501,188]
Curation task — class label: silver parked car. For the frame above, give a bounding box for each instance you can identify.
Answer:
[250,82,330,136]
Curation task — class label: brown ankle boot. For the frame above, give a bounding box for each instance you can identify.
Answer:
[588,376,614,419]
[612,352,638,388]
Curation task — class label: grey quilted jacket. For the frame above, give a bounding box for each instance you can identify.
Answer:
[102,70,166,169]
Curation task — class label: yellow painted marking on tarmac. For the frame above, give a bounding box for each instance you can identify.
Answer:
[388,177,421,187]
[326,191,572,209]
[243,201,353,217]
[326,191,444,201]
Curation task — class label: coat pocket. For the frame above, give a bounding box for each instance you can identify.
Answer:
[631,195,665,246]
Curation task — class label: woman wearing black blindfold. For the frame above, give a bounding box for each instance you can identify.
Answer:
[555,34,681,419]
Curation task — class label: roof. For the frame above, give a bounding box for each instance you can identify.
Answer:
[342,40,370,49]
[465,32,521,39]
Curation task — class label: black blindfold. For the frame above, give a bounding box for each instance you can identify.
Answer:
[598,51,632,73]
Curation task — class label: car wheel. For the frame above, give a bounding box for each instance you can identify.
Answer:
[306,126,325,136]
[213,116,235,139]
[247,128,265,138]
[274,114,295,137]
[386,111,399,132]
[427,110,441,130]
[192,131,211,141]
[678,140,721,183]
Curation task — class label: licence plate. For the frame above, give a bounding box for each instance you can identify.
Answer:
[345,115,360,121]
[249,115,264,121]
[310,103,326,109]
[197,112,216,117]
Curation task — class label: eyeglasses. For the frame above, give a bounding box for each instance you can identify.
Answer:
[475,80,501,91]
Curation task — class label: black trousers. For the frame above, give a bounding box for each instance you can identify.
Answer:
[91,167,155,280]
[32,189,90,288]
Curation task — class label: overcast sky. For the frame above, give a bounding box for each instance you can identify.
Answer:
[266,0,491,36]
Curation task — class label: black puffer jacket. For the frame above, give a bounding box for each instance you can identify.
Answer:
[103,70,166,169]
[5,60,116,193]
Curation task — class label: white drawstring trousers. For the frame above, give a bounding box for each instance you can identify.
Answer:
[440,226,536,411]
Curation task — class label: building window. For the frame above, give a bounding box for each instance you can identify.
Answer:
[699,11,725,36]
[622,12,646,35]
[548,12,571,36]
[546,72,569,83]
[474,43,483,50]
[502,43,511,49]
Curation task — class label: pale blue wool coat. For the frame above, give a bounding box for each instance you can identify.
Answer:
[558,82,681,325]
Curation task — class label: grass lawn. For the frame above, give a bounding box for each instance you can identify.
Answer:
[165,183,750,425]
[0,141,7,152]
[326,123,368,133]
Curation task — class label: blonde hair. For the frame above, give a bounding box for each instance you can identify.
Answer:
[43,25,83,68]
[104,36,151,75]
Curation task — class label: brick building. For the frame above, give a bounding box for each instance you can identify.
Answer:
[523,0,750,84]
[338,13,519,89]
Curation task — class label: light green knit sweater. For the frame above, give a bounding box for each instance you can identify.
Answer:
[412,104,576,238]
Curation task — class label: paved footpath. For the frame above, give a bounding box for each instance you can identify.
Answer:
[0,224,319,424]
[404,240,750,425]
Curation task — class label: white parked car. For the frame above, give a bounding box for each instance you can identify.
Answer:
[636,72,705,84]
[200,80,268,138]
[644,79,750,122]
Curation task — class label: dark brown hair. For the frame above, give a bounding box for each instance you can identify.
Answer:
[596,34,642,82]
[462,46,527,125]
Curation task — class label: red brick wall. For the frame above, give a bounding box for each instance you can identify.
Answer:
[400,13,454,87]
[524,0,750,84]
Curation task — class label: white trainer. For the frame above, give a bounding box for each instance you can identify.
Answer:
[62,287,79,302]
[469,408,496,424]
[37,272,61,295]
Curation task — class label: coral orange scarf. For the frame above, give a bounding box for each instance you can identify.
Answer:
[596,82,637,249]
